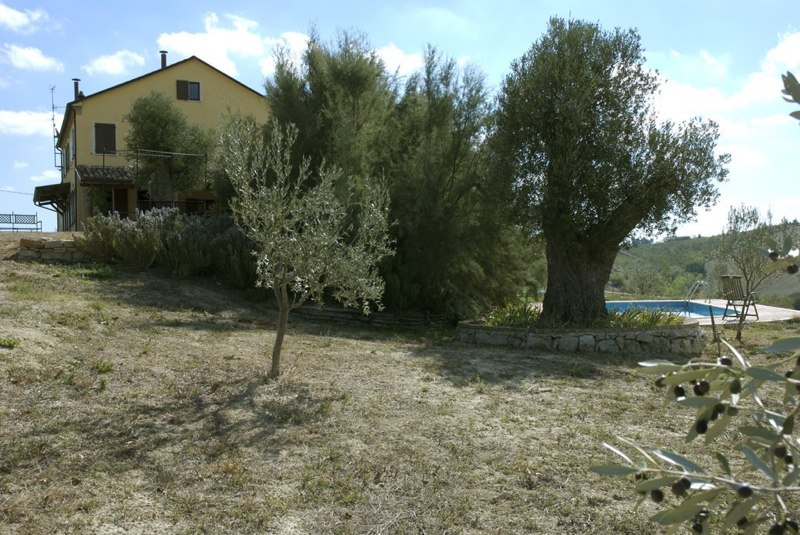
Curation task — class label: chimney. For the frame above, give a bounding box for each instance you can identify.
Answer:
[72,78,80,100]
[160,50,168,69]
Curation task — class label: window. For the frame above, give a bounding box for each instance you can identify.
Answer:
[177,80,201,101]
[94,123,116,154]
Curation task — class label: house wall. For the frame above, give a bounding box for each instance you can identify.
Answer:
[55,57,268,231]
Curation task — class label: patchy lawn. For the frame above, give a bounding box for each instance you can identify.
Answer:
[1,235,798,534]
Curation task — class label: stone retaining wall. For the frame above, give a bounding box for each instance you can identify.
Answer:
[457,320,705,355]
[17,238,85,263]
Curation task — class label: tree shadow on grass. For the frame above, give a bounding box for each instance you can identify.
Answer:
[405,339,679,388]
[2,375,339,482]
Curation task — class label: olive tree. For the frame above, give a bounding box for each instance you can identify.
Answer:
[715,205,786,297]
[218,115,393,378]
[491,17,730,324]
[124,91,214,200]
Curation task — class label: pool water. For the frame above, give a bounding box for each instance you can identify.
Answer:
[606,300,726,319]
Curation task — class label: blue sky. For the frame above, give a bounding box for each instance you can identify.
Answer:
[1,0,798,235]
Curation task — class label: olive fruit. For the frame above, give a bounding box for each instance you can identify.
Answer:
[729,378,742,394]
[695,419,708,434]
[736,485,753,498]
[671,478,690,496]
[691,522,704,533]
[784,518,799,533]
[650,489,664,503]
[655,375,666,388]
[768,523,786,535]
[693,380,710,396]
[787,264,799,275]
[736,516,749,528]
[719,356,733,366]
[769,251,780,261]
[774,444,788,459]
[674,385,686,398]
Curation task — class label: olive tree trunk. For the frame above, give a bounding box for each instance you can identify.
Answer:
[541,239,617,325]
[269,283,291,379]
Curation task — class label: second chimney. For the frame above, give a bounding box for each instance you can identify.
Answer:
[72,78,80,100]
[160,50,168,69]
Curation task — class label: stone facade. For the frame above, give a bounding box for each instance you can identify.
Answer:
[17,238,85,263]
[457,320,706,355]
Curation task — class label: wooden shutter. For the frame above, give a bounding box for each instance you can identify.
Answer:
[177,80,189,100]
[94,123,116,153]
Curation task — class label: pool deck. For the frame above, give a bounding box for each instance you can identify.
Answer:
[689,299,800,326]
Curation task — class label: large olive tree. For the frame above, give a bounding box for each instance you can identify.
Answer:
[491,17,730,324]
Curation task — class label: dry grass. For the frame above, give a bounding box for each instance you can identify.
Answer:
[1,235,798,534]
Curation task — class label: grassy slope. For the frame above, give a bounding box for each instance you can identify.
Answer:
[1,250,799,533]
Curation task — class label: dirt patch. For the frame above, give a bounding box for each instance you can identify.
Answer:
[1,245,797,533]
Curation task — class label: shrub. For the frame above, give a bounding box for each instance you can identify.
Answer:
[485,302,683,329]
[110,212,161,271]
[75,212,124,263]
[76,209,257,285]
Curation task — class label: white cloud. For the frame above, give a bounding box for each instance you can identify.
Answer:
[0,3,47,33]
[13,160,28,169]
[660,32,800,236]
[377,43,424,77]
[1,43,63,71]
[260,31,308,77]
[0,109,54,136]
[28,169,59,183]
[157,12,265,77]
[82,50,145,75]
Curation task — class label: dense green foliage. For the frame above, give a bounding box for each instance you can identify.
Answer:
[124,91,215,199]
[219,117,393,378]
[490,17,730,325]
[264,32,535,318]
[485,302,684,329]
[76,208,256,286]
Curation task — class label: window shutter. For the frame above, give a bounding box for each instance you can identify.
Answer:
[94,123,116,153]
[177,80,189,100]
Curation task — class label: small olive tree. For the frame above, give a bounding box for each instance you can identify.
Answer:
[218,115,393,378]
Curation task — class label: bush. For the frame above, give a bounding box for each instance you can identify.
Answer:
[75,212,124,263]
[485,302,683,329]
[111,211,161,271]
[76,209,257,285]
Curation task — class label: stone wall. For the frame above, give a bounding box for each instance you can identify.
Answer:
[17,238,85,263]
[456,320,705,355]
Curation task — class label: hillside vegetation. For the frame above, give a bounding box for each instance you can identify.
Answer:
[611,234,800,309]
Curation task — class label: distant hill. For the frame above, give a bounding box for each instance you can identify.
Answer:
[611,233,800,309]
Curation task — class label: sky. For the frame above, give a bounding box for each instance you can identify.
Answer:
[1,0,798,236]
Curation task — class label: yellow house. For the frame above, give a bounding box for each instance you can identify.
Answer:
[34,52,268,231]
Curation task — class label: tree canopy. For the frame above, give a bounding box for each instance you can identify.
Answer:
[124,91,214,200]
[265,32,535,317]
[491,17,730,324]
[219,116,393,378]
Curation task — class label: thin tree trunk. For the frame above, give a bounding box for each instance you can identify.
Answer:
[269,283,290,379]
[541,239,617,325]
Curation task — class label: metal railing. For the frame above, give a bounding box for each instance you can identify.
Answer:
[0,213,43,232]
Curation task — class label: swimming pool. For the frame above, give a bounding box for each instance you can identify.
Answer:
[606,300,727,319]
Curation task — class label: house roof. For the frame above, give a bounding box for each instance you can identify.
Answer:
[76,165,135,186]
[57,55,265,147]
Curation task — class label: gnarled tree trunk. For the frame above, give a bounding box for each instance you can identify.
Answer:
[541,238,618,325]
